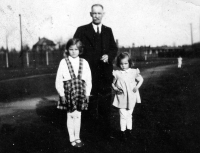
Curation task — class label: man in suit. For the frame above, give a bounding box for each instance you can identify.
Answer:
[74,4,117,137]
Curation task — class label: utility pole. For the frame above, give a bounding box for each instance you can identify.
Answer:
[6,35,9,68]
[190,23,193,45]
[19,14,23,67]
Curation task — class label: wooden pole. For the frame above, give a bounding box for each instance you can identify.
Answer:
[19,14,23,67]
[190,23,193,45]
[26,51,29,67]
[46,50,49,66]
[6,35,9,68]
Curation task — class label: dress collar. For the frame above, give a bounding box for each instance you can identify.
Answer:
[120,68,130,73]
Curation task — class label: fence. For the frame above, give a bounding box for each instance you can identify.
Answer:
[0,46,191,69]
[0,49,64,69]
[117,46,190,61]
[118,47,158,61]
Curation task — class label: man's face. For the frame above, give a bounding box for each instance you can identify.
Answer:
[90,6,104,25]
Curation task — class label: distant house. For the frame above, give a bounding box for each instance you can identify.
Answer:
[0,47,6,54]
[152,46,184,57]
[118,46,156,60]
[192,42,200,52]
[32,37,56,52]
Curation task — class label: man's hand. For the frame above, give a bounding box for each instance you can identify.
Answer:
[101,54,109,63]
[60,96,66,104]
[86,96,90,103]
[113,86,123,94]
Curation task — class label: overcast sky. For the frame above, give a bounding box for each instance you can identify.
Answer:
[0,0,200,50]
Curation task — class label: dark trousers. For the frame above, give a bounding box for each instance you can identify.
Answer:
[87,60,113,134]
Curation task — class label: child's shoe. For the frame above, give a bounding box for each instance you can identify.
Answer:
[71,141,77,147]
[70,139,84,148]
[75,139,84,147]
[126,129,133,139]
[126,129,132,135]
[120,131,127,142]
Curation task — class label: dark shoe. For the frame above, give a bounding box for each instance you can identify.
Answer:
[71,141,78,147]
[126,129,132,135]
[75,139,84,147]
[120,131,127,142]
[109,131,116,139]
[126,129,133,139]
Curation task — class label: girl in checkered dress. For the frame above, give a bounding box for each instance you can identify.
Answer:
[55,38,92,147]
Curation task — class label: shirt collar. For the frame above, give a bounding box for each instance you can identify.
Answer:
[92,23,102,33]
[68,56,79,62]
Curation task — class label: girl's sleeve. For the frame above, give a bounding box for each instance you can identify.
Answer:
[84,60,92,96]
[136,68,143,81]
[55,60,65,97]
[112,70,116,77]
[112,70,117,84]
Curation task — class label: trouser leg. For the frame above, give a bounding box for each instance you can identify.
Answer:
[119,109,127,131]
[98,89,112,130]
[89,61,113,135]
[126,108,134,130]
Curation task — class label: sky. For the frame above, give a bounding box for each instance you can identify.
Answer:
[0,0,200,51]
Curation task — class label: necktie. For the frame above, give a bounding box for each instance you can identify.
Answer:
[97,26,100,35]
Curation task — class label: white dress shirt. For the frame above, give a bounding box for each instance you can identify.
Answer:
[55,56,92,97]
[92,23,102,33]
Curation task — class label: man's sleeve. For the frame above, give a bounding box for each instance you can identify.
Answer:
[74,27,82,39]
[108,28,118,63]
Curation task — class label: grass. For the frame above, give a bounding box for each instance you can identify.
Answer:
[1,58,200,153]
[0,65,58,81]
[0,58,177,81]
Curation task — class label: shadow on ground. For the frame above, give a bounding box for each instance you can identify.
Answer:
[0,98,68,153]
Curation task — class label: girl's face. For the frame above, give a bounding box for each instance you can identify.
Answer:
[120,57,129,70]
[68,45,79,58]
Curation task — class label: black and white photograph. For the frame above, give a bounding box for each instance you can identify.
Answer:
[0,0,200,152]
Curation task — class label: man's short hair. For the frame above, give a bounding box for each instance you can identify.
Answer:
[91,4,104,10]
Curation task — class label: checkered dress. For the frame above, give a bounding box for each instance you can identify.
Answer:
[57,57,88,112]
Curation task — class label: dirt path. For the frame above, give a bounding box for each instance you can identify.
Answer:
[0,63,175,116]
[0,73,56,83]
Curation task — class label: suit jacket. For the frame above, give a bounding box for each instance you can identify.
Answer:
[74,23,117,93]
[74,23,117,64]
